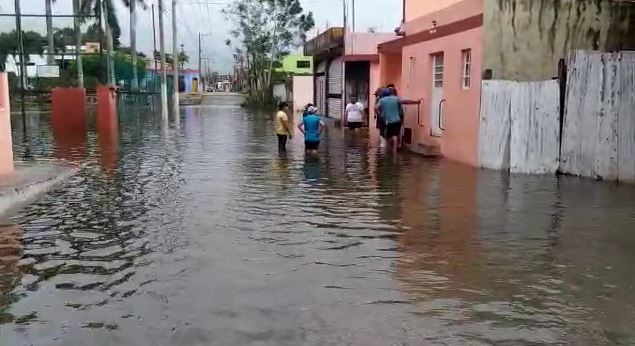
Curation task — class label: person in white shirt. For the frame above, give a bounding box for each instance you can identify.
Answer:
[345,96,365,131]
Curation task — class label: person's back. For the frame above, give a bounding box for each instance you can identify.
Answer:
[303,114,322,143]
[378,95,402,124]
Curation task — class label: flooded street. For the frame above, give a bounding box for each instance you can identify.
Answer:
[2,96,635,345]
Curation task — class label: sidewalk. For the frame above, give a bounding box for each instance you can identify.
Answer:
[0,161,79,218]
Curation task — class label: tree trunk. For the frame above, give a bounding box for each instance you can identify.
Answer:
[130,0,138,91]
[46,0,55,64]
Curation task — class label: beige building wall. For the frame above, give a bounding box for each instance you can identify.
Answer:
[483,0,635,81]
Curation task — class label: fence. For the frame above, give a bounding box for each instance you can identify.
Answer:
[479,50,635,182]
[479,80,561,174]
[560,50,635,183]
[0,6,161,111]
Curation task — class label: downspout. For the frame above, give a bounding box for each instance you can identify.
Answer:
[395,0,406,36]
[402,0,406,26]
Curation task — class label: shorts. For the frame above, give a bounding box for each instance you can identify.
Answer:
[305,141,320,150]
[385,122,402,138]
[347,121,363,130]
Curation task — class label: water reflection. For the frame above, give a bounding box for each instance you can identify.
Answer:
[2,99,635,345]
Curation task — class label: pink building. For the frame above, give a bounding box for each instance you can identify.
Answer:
[378,0,483,165]
[376,0,635,166]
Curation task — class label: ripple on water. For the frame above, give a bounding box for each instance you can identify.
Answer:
[1,106,635,345]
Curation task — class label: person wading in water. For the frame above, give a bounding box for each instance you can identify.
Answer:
[298,106,325,155]
[375,88,404,155]
[275,102,293,152]
[345,96,365,134]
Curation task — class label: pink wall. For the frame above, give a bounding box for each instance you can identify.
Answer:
[0,73,13,176]
[404,0,475,22]
[292,75,314,123]
[345,32,396,55]
[400,26,483,166]
[380,52,403,90]
[368,61,382,142]
[405,0,482,34]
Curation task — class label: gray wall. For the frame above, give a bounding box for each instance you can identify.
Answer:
[483,0,635,81]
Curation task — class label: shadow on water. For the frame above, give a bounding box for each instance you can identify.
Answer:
[1,97,635,345]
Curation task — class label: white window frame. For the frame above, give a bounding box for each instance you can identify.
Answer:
[433,53,444,88]
[461,49,472,90]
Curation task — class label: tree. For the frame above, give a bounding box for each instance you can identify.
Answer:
[178,50,190,70]
[154,50,173,66]
[69,50,147,88]
[0,31,46,71]
[223,0,314,107]
[79,0,149,49]
[53,27,76,68]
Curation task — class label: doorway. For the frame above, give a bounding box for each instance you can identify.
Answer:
[430,53,444,137]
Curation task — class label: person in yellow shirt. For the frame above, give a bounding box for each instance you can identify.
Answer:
[275,102,293,152]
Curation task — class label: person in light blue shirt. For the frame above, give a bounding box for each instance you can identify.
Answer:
[298,106,325,154]
[376,88,404,155]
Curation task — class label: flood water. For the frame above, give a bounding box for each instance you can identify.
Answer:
[2,96,635,345]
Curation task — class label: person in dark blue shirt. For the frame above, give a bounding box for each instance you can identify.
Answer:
[298,106,325,154]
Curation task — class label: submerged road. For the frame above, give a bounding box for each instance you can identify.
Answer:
[2,95,635,345]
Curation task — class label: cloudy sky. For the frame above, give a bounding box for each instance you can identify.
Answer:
[0,0,401,72]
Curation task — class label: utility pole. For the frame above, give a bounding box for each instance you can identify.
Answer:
[130,0,138,91]
[103,0,115,85]
[152,3,158,72]
[198,33,202,93]
[14,0,27,117]
[341,0,347,129]
[352,0,355,32]
[73,0,84,88]
[45,0,54,65]
[172,0,180,116]
[14,0,27,91]
[158,0,168,119]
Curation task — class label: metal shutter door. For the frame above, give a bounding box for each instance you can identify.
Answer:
[315,75,326,116]
[328,57,342,92]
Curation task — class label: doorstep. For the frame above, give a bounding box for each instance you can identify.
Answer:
[405,142,442,157]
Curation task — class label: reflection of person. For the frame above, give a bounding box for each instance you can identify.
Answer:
[275,102,293,152]
[376,88,404,155]
[345,96,365,131]
[298,106,325,155]
[303,155,322,182]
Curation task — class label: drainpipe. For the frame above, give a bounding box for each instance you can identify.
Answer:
[395,0,406,36]
[402,0,406,25]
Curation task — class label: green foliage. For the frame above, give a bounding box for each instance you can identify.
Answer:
[0,31,46,71]
[79,0,148,48]
[224,0,314,108]
[69,50,147,87]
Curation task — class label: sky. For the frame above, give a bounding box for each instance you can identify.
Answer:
[0,0,402,73]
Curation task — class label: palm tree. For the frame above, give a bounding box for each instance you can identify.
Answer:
[80,0,146,86]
